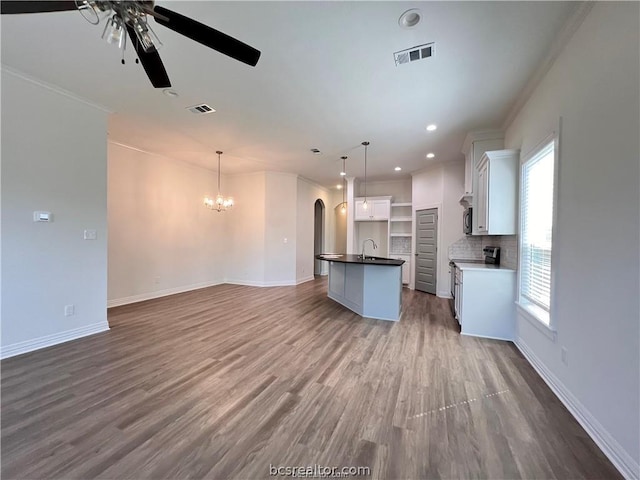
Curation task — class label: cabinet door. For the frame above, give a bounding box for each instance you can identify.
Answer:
[393,255,410,284]
[476,163,489,233]
[402,261,410,284]
[464,151,473,194]
[372,200,390,220]
[354,200,371,221]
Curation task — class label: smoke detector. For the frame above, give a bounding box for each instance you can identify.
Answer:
[394,42,434,66]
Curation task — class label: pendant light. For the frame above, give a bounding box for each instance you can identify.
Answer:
[361,141,370,210]
[340,156,348,214]
[204,151,233,212]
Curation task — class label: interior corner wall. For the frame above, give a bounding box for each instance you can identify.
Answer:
[296,177,334,283]
[412,162,464,295]
[225,172,266,286]
[440,161,465,296]
[1,70,109,357]
[504,3,639,477]
[264,172,297,285]
[107,143,227,306]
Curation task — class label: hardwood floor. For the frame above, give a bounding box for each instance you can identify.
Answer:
[1,279,620,479]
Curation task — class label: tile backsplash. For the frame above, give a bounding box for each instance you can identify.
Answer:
[390,236,412,254]
[448,235,518,269]
[448,236,484,260]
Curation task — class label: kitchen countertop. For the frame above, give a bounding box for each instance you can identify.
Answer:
[316,254,404,266]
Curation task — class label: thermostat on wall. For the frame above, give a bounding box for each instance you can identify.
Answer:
[33,211,53,222]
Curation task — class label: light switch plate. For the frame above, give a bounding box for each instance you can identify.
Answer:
[84,229,97,240]
[33,211,52,222]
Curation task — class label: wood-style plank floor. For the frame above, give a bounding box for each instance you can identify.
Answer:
[1,278,620,479]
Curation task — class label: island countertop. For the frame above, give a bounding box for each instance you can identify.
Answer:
[315,253,405,266]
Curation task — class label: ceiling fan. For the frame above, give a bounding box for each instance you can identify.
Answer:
[0,1,261,88]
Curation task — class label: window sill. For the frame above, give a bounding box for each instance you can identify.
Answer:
[516,302,557,342]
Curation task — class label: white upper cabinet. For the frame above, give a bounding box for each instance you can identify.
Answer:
[461,132,504,204]
[354,197,391,221]
[475,149,519,235]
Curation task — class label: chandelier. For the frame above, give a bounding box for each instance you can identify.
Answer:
[204,151,233,212]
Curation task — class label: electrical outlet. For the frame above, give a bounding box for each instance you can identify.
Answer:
[64,305,75,316]
[561,347,568,366]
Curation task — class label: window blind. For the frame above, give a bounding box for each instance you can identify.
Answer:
[520,141,555,319]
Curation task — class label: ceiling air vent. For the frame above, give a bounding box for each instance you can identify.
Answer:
[394,42,434,66]
[187,104,216,115]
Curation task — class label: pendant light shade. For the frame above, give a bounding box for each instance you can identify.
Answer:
[361,141,369,210]
[340,156,347,214]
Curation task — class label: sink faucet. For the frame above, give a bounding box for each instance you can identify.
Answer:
[361,238,378,259]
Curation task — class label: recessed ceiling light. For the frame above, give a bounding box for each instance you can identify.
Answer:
[426,152,435,159]
[310,148,321,155]
[339,171,346,176]
[163,89,179,97]
[395,167,402,171]
[336,184,343,189]
[398,9,422,29]
[426,124,437,132]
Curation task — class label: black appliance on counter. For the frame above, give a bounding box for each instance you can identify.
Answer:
[483,246,500,264]
[463,207,472,234]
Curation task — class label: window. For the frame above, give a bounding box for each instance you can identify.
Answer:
[518,139,555,327]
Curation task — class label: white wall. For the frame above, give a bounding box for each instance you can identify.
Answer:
[505,3,639,477]
[356,179,412,203]
[225,172,266,286]
[264,173,297,285]
[296,177,333,282]
[1,69,110,357]
[412,161,465,296]
[107,143,226,306]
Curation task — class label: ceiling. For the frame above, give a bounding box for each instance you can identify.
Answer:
[1,1,577,189]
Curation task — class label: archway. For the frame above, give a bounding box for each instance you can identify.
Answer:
[313,199,325,275]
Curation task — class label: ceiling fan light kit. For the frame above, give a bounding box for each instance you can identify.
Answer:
[1,0,262,88]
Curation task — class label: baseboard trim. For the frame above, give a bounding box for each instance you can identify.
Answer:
[107,280,224,307]
[296,275,315,285]
[516,339,639,480]
[1,322,110,360]
[225,279,300,287]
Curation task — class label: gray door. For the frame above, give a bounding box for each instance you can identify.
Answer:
[415,208,437,294]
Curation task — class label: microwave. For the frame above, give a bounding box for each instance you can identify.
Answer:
[463,207,472,234]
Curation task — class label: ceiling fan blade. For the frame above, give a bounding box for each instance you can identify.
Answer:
[1,1,77,14]
[153,5,261,67]
[126,25,171,88]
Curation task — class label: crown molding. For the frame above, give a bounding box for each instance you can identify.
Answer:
[1,64,112,113]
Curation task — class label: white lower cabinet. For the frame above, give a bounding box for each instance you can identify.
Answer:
[392,255,410,284]
[457,267,516,341]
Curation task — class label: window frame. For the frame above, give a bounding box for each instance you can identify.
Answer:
[517,127,560,335]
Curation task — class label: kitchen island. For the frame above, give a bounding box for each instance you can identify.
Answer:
[315,254,404,321]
